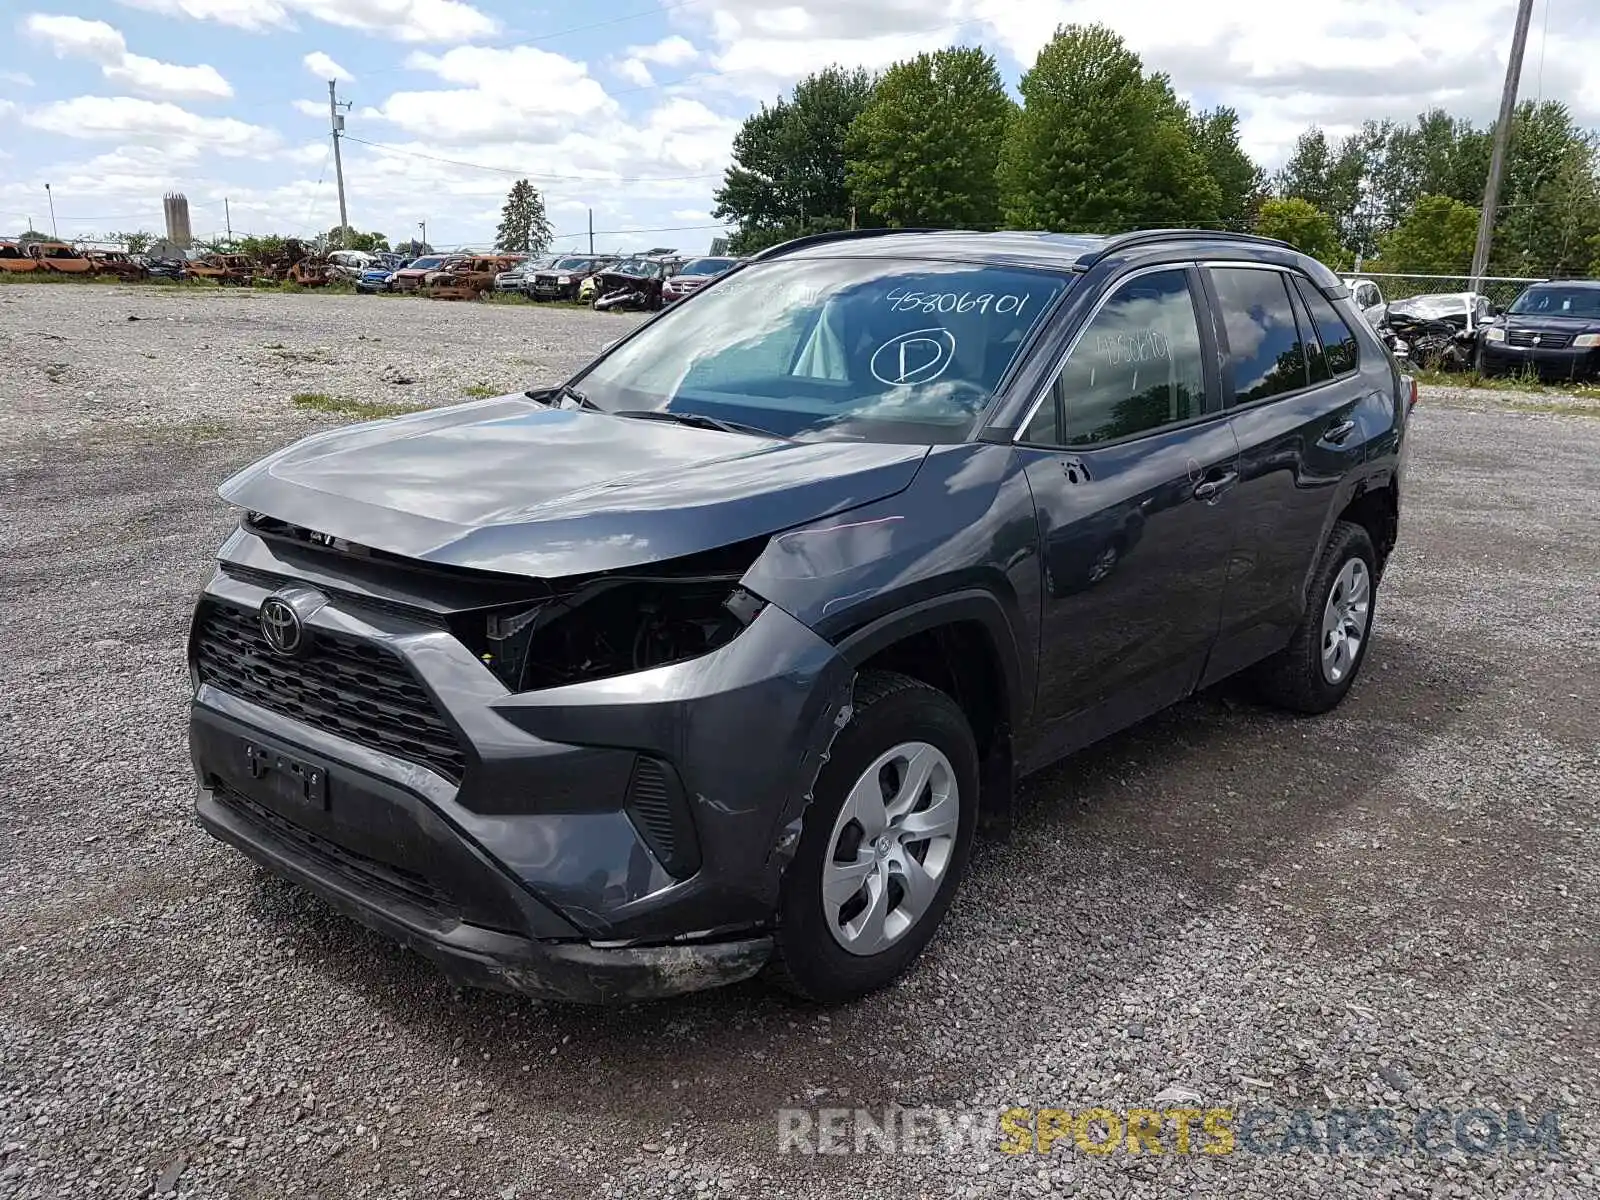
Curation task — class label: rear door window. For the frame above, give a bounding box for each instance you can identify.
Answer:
[1209,267,1309,404]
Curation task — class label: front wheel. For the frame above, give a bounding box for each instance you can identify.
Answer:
[1253,521,1378,714]
[767,671,978,1003]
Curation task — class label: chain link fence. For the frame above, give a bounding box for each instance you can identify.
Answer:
[1339,271,1547,311]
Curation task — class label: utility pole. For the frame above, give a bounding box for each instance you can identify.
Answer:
[224,198,232,242]
[45,184,57,239]
[418,220,426,255]
[1470,0,1536,286]
[587,209,594,254]
[327,79,350,248]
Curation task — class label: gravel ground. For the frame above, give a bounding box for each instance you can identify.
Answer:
[1,285,1596,1199]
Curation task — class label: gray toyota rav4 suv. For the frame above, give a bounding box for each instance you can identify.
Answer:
[189,228,1411,1005]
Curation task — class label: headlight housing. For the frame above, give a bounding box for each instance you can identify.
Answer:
[1574,333,1600,348]
[557,274,571,284]
[1484,326,1506,343]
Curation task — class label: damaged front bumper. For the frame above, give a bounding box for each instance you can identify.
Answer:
[195,766,772,1003]
[187,532,855,1001]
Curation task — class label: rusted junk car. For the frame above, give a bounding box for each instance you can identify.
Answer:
[187,253,255,285]
[85,249,148,281]
[1,241,93,274]
[423,254,520,300]
[0,241,40,273]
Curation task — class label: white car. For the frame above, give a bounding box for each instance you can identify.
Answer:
[326,249,375,281]
[1342,277,1386,330]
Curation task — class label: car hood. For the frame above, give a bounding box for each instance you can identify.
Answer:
[1498,312,1600,331]
[219,395,929,578]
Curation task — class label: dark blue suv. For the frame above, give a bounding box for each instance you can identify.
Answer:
[189,229,1410,1004]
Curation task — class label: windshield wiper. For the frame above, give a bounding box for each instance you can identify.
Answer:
[613,409,786,440]
[528,383,598,410]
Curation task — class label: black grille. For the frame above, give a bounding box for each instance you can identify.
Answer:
[194,601,467,782]
[217,787,455,917]
[1507,329,1574,348]
[624,756,700,878]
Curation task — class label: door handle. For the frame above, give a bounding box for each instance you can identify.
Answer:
[1323,418,1357,444]
[1193,470,1238,502]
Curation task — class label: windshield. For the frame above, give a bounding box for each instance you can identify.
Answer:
[609,257,655,275]
[573,258,1069,443]
[680,257,735,277]
[553,257,593,271]
[408,257,443,270]
[1508,286,1600,317]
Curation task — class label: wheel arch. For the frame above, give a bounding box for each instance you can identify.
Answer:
[833,590,1026,836]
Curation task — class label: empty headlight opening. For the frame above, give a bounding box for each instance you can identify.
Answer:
[465,540,770,692]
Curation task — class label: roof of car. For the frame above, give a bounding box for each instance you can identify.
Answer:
[750,227,1344,292]
[1524,278,1600,289]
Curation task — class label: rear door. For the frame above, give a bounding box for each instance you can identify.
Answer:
[1201,264,1375,682]
[1015,264,1241,769]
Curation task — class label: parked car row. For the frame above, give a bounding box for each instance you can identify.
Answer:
[1342,275,1600,380]
[355,249,744,309]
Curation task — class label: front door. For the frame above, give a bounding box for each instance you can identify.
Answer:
[1016,265,1240,771]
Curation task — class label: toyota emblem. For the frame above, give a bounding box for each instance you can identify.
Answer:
[259,596,304,655]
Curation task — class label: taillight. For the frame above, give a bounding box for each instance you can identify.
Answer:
[1402,375,1418,412]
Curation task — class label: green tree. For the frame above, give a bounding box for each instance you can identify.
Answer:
[1255,197,1343,264]
[1190,107,1265,231]
[109,230,155,254]
[1275,128,1338,211]
[15,229,51,246]
[998,24,1220,233]
[1490,102,1600,277]
[494,179,553,254]
[320,226,390,253]
[844,46,1013,229]
[713,66,878,253]
[1376,195,1480,274]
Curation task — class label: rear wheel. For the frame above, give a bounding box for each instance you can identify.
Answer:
[1253,521,1378,714]
[768,671,978,1003]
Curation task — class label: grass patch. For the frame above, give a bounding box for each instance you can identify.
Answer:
[289,392,424,420]
[462,382,503,399]
[1413,367,1600,399]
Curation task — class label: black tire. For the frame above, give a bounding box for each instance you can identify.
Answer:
[767,670,979,1004]
[1253,520,1378,714]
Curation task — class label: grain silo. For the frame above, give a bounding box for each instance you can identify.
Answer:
[163,192,193,249]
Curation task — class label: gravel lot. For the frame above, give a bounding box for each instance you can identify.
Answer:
[1,285,1596,1199]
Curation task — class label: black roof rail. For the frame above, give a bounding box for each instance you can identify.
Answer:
[1075,228,1292,269]
[750,227,955,261]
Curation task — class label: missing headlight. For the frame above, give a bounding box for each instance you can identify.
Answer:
[479,581,766,692]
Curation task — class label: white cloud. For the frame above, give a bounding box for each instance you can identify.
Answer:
[23,14,126,61]
[23,96,279,156]
[0,71,35,87]
[628,35,700,67]
[613,34,701,89]
[116,0,497,42]
[303,51,353,81]
[23,13,232,100]
[366,46,616,142]
[616,59,654,87]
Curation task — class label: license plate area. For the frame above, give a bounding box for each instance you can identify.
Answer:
[244,742,329,813]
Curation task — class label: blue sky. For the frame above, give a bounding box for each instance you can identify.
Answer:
[2,0,1596,254]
